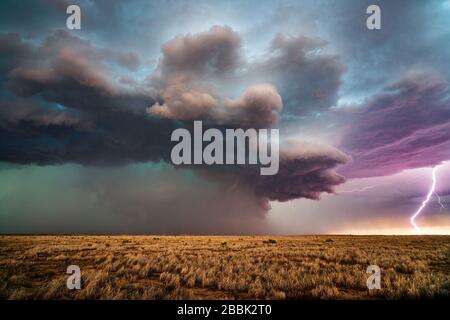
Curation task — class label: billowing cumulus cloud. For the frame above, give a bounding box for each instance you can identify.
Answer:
[340,71,450,177]
[148,74,219,120]
[223,83,282,127]
[147,26,283,127]
[148,81,283,127]
[156,25,242,76]
[147,25,345,125]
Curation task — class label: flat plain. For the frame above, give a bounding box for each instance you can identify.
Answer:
[0,235,449,299]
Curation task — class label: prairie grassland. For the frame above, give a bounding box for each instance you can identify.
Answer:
[0,235,449,300]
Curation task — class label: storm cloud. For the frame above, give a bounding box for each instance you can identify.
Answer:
[0,25,348,233]
[147,25,346,125]
[2,0,450,234]
[340,71,450,177]
[147,26,283,127]
[247,33,346,117]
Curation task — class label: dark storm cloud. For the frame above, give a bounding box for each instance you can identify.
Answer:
[0,30,175,165]
[248,33,346,117]
[0,33,36,75]
[6,30,141,98]
[144,25,348,202]
[8,49,115,97]
[0,27,348,208]
[340,71,450,178]
[197,140,348,205]
[41,30,141,70]
[0,97,88,129]
[9,0,443,234]
[255,141,348,201]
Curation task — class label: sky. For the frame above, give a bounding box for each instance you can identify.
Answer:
[1,0,450,234]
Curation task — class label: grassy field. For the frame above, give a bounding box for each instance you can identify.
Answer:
[0,235,449,300]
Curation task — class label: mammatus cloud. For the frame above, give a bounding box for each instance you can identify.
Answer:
[340,71,450,178]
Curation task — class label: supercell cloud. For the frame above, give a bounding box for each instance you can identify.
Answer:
[1,0,450,233]
[0,18,348,232]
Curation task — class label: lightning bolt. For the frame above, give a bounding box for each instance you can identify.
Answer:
[435,192,446,211]
[410,166,438,233]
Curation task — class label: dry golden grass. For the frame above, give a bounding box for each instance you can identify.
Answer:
[0,235,449,300]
